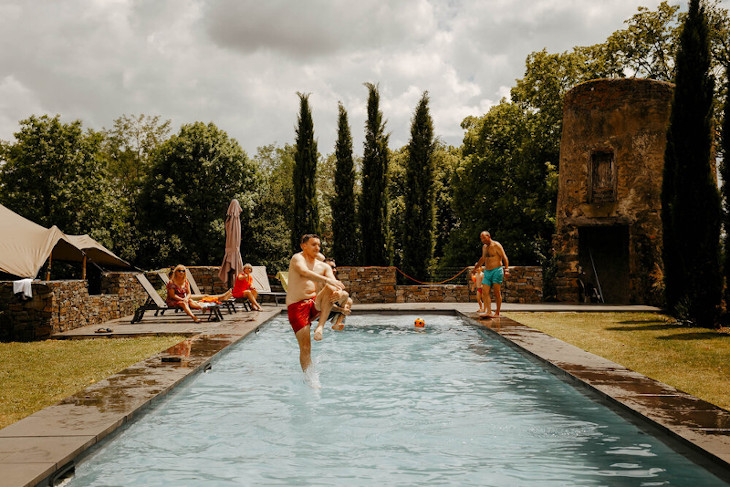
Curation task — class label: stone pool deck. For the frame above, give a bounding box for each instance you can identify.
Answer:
[1,302,729,486]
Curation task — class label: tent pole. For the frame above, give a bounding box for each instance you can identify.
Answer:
[46,253,52,281]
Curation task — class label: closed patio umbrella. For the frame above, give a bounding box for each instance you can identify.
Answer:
[218,199,244,287]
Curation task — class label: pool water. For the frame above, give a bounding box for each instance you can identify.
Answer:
[68,314,728,486]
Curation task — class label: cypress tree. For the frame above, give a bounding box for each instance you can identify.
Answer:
[291,92,320,251]
[402,92,436,281]
[722,67,730,308]
[661,0,721,326]
[332,102,358,265]
[359,83,390,265]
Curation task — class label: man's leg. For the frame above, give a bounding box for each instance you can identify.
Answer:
[295,325,312,371]
[332,296,352,331]
[493,283,502,316]
[482,285,493,316]
[313,286,337,341]
[331,313,345,331]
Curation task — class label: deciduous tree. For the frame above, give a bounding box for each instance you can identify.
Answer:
[245,144,295,272]
[444,101,557,267]
[101,114,172,262]
[103,114,172,195]
[0,115,120,251]
[138,122,257,267]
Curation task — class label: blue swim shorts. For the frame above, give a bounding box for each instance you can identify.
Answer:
[482,266,504,287]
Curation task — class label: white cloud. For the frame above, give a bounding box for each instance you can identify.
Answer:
[0,0,722,156]
[0,75,44,139]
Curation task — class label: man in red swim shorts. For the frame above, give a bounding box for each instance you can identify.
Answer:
[286,234,345,372]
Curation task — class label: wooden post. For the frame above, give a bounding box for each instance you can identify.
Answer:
[46,252,52,281]
[82,255,87,280]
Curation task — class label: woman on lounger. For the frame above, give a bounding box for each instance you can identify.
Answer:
[232,263,263,311]
[166,265,232,322]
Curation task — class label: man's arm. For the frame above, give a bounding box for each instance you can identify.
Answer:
[322,263,347,295]
[498,243,510,275]
[292,254,344,289]
[472,245,487,273]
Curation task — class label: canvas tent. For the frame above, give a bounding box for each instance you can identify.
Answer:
[65,234,131,270]
[0,203,133,279]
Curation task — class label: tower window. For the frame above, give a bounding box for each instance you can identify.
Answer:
[590,151,615,203]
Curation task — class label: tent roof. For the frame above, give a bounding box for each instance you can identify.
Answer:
[65,234,132,270]
[0,203,133,279]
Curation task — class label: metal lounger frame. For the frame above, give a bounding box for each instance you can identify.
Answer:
[131,273,223,323]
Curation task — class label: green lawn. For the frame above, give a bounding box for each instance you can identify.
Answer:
[0,336,186,429]
[505,312,730,411]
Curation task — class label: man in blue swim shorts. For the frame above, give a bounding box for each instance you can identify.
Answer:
[471,231,510,318]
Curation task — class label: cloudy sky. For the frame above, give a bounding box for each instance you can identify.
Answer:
[0,0,719,157]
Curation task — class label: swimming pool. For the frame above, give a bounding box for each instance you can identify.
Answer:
[68,314,728,486]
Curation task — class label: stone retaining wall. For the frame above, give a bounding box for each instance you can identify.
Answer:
[336,266,542,304]
[336,267,397,303]
[185,265,543,304]
[188,266,230,294]
[0,282,53,341]
[0,265,543,341]
[395,284,468,303]
[0,273,146,342]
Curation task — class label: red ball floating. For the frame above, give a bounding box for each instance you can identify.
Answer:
[414,318,425,328]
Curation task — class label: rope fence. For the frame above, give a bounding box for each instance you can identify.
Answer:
[268,266,475,286]
[394,266,471,285]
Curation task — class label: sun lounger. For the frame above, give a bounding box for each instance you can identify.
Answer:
[276,271,288,292]
[131,273,223,323]
[251,266,286,305]
[185,268,243,313]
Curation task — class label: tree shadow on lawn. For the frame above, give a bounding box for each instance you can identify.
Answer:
[607,321,728,340]
[606,319,673,332]
[655,332,730,341]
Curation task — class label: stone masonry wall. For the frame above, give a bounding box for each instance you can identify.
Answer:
[555,78,673,305]
[336,266,542,304]
[0,265,543,341]
[0,272,147,342]
[0,282,54,341]
[395,285,468,303]
[336,267,397,303]
[177,266,542,304]
[189,266,230,294]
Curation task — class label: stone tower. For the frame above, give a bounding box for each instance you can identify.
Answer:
[554,78,673,304]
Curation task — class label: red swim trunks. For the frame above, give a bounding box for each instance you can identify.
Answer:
[287,298,320,333]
